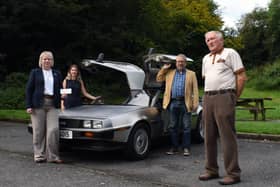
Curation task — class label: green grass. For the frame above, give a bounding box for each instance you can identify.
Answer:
[0,109,30,122]
[0,87,279,135]
[234,87,280,135]
[236,121,280,135]
[236,87,280,121]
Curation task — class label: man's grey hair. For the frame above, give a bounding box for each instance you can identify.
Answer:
[176,54,187,62]
[205,31,224,39]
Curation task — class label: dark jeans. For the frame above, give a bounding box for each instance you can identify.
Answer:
[168,100,191,149]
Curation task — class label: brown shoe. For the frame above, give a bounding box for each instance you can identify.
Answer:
[199,173,219,181]
[35,159,46,163]
[218,176,240,185]
[49,159,64,164]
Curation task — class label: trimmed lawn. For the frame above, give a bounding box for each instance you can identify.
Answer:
[236,121,280,135]
[0,87,279,134]
[0,110,30,122]
[236,87,279,121]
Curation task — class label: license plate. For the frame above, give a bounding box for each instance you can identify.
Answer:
[60,130,73,139]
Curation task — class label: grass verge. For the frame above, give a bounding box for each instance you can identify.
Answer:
[236,87,279,121]
[0,86,279,135]
[0,109,279,135]
[0,110,30,122]
[236,121,280,135]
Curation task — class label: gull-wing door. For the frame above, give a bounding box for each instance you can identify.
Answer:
[80,58,150,106]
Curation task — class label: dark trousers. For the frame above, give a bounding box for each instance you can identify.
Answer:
[203,92,241,179]
[168,100,191,149]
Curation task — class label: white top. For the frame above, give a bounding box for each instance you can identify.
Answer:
[42,69,54,95]
[202,48,244,91]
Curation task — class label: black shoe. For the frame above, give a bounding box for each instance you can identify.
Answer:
[183,148,190,156]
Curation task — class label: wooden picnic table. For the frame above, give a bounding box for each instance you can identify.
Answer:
[236,97,275,121]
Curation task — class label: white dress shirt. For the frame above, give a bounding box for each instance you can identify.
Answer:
[42,69,54,95]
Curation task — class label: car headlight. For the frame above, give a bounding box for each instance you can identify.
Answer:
[92,120,103,129]
[82,120,103,129]
[83,120,92,128]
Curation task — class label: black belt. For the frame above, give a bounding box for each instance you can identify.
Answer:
[205,89,235,96]
[171,96,185,101]
[44,95,54,99]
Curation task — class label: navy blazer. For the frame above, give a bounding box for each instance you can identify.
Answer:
[25,68,62,109]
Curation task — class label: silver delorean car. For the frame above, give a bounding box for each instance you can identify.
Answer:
[31,53,204,160]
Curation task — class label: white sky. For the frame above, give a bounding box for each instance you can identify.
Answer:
[214,0,271,28]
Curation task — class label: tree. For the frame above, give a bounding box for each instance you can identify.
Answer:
[267,0,280,60]
[0,0,223,76]
[238,8,269,67]
[0,0,89,73]
[137,0,223,80]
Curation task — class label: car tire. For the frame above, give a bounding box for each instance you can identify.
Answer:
[125,124,151,160]
[193,112,204,143]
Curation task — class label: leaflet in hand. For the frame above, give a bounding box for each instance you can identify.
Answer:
[60,88,72,94]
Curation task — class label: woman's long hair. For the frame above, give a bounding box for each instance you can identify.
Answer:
[65,64,82,81]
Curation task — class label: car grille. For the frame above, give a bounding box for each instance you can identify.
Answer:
[59,119,81,128]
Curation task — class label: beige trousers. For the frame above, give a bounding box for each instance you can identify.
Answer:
[203,92,241,179]
[31,98,60,161]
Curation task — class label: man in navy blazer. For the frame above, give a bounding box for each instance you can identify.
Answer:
[26,51,63,164]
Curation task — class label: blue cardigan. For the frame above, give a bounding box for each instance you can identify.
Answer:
[25,68,62,109]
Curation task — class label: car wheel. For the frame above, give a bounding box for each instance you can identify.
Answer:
[125,124,151,160]
[193,112,204,143]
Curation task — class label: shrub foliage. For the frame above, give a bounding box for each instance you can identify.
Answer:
[0,72,28,109]
[247,59,280,90]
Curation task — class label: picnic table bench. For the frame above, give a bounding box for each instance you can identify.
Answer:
[236,97,275,121]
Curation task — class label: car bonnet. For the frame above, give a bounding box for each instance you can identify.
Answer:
[59,105,144,119]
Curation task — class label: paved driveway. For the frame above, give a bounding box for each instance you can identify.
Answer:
[0,121,279,187]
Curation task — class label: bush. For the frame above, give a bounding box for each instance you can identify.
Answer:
[0,72,28,109]
[4,72,28,87]
[247,60,280,90]
[0,87,25,109]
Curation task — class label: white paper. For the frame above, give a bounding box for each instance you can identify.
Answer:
[60,88,72,94]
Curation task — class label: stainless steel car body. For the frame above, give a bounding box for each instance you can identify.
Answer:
[59,105,160,143]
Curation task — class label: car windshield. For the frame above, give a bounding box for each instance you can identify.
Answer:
[80,66,130,105]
